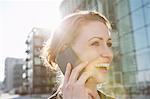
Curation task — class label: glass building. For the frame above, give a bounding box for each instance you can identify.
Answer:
[114,0,150,94]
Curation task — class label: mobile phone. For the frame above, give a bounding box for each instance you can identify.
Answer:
[55,47,81,74]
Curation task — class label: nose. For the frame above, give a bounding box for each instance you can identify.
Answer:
[97,46,113,61]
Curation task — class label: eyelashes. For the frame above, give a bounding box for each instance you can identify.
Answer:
[90,41,112,47]
[91,41,100,46]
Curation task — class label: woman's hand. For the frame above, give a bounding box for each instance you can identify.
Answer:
[62,62,96,99]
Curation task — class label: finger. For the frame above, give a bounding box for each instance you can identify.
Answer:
[68,61,88,83]
[63,63,72,86]
[77,72,93,84]
[86,88,96,99]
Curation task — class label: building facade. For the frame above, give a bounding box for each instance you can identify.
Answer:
[59,0,150,98]
[60,0,103,17]
[4,57,23,93]
[24,27,56,94]
[114,0,150,96]
[13,64,24,89]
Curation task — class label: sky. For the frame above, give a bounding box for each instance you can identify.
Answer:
[0,0,63,82]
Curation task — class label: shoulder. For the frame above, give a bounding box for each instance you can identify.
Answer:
[48,89,115,99]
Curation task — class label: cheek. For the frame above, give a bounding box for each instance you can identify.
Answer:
[79,49,99,62]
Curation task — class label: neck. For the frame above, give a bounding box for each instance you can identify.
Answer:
[85,78,99,98]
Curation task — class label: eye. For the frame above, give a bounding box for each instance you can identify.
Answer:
[107,42,112,47]
[91,41,100,46]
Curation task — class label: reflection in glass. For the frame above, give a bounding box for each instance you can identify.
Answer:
[116,0,129,19]
[122,53,136,72]
[131,8,145,30]
[129,0,142,11]
[133,27,148,50]
[136,50,150,70]
[120,33,134,53]
[118,16,132,35]
[144,4,150,25]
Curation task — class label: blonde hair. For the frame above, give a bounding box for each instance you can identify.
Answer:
[42,11,112,70]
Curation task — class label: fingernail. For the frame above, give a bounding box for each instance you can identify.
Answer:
[67,63,72,69]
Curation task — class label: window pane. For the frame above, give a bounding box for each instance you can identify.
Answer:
[34,66,41,76]
[137,70,150,83]
[120,33,134,53]
[122,53,136,72]
[118,16,132,36]
[131,8,145,30]
[136,49,150,70]
[145,70,150,82]
[133,27,148,50]
[137,71,145,83]
[116,0,129,19]
[129,0,142,11]
[123,72,137,85]
[34,38,43,46]
[34,57,42,65]
[34,48,41,56]
[142,0,150,5]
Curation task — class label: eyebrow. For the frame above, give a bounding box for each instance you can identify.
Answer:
[88,37,112,41]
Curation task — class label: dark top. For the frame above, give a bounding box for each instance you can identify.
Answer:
[48,88,115,99]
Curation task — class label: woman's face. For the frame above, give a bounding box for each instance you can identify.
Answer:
[72,21,113,84]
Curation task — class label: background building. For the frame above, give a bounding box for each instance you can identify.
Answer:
[114,0,150,97]
[13,64,24,89]
[4,57,23,93]
[59,0,150,98]
[24,27,56,94]
[60,0,103,17]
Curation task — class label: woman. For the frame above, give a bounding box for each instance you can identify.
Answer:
[43,11,115,99]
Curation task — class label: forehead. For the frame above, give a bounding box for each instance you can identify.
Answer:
[77,21,111,40]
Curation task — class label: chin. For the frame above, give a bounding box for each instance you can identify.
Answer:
[94,74,108,84]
